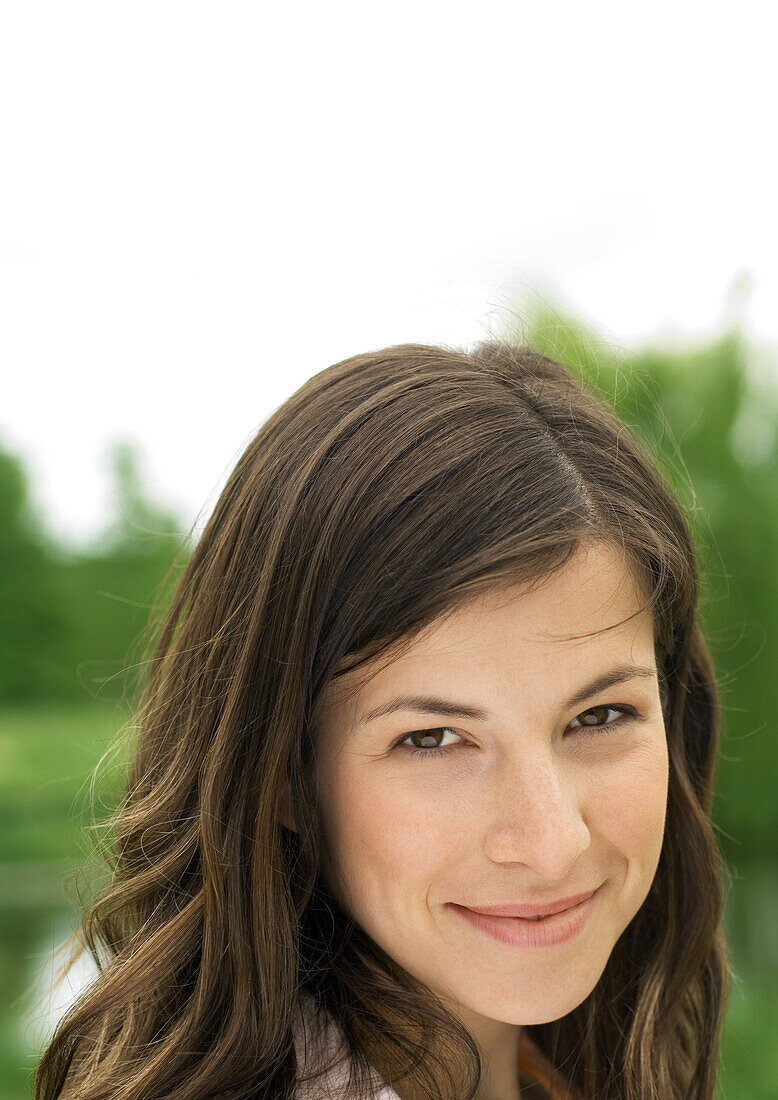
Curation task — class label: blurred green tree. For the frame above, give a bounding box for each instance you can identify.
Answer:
[0,450,71,701]
[0,439,187,706]
[59,441,187,707]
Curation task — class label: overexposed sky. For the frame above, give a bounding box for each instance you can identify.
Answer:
[2,1,776,548]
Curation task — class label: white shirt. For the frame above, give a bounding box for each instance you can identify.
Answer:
[292,989,401,1099]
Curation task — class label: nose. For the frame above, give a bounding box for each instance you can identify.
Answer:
[481,760,591,877]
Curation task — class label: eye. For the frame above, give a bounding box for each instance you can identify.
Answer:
[568,704,638,733]
[392,726,463,758]
[391,704,639,761]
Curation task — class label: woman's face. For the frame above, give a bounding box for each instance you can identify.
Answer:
[311,541,669,1036]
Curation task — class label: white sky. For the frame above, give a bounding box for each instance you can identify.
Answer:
[2,0,776,548]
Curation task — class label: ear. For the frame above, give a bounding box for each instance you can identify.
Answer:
[278,773,298,834]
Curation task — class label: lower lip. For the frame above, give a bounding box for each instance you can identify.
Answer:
[449,886,601,949]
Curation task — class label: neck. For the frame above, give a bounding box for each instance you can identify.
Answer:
[358,1020,524,1100]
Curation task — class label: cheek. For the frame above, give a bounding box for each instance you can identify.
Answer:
[592,735,669,873]
[322,766,457,910]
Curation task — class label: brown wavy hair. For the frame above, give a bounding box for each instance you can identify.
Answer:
[33,341,733,1099]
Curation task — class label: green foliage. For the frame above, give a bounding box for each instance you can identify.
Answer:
[0,440,189,706]
[0,452,72,702]
[0,702,128,867]
[0,703,127,1100]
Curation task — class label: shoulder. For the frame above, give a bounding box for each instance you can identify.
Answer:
[292,990,401,1100]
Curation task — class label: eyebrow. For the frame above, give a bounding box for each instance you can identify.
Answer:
[358,662,658,726]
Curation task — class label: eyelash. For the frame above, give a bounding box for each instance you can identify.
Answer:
[391,704,640,761]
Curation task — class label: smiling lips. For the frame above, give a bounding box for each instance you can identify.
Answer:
[455,886,601,920]
[450,887,602,949]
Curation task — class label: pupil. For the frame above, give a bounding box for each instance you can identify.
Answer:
[583,707,605,725]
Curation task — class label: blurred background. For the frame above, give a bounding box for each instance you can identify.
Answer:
[1,3,777,1097]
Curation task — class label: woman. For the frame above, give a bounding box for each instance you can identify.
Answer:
[35,341,733,1099]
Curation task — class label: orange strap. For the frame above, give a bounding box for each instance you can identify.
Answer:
[518,1034,577,1100]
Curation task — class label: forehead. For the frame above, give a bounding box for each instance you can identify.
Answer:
[324,542,653,712]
